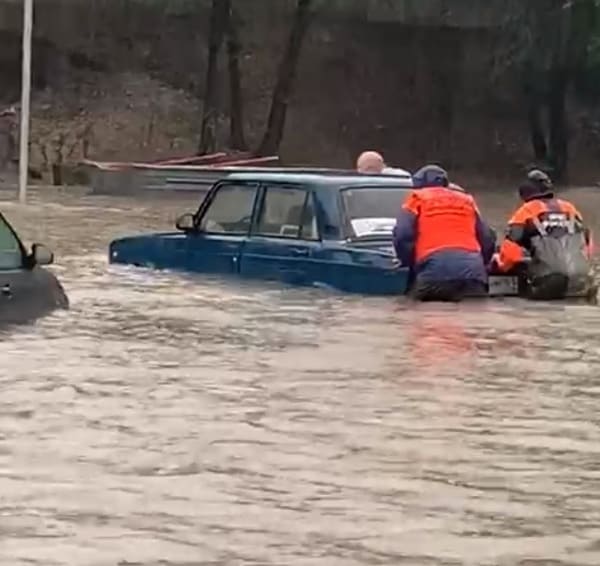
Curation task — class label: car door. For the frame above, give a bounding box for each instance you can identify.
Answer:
[0,214,43,324]
[239,184,321,287]
[183,182,259,275]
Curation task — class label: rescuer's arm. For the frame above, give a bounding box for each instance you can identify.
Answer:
[474,211,497,265]
[392,192,419,267]
[571,204,593,256]
[497,206,529,273]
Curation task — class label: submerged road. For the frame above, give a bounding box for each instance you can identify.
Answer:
[0,187,599,565]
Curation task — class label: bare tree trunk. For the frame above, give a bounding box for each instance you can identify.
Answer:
[518,0,595,181]
[199,0,230,155]
[547,69,569,181]
[256,0,314,157]
[226,2,247,151]
[522,72,567,180]
[524,86,548,162]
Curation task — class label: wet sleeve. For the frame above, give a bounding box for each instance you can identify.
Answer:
[580,223,594,258]
[392,192,419,267]
[584,229,594,259]
[557,200,592,255]
[571,204,592,249]
[570,208,594,257]
[474,211,496,264]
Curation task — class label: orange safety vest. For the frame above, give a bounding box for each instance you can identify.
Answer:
[401,186,483,263]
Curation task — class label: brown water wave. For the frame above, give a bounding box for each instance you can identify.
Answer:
[0,187,599,565]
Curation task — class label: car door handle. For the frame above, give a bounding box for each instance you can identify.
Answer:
[291,248,309,257]
[1,284,11,298]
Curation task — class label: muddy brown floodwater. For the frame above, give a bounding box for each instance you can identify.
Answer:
[0,186,599,566]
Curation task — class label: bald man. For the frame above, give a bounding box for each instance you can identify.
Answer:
[356,151,385,173]
[356,151,410,177]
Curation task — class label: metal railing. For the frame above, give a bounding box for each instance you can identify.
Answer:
[82,154,281,195]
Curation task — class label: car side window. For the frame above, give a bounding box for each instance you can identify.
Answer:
[255,186,319,240]
[0,215,22,270]
[199,183,258,234]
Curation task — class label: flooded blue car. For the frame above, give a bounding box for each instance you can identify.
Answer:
[108,170,528,298]
[108,171,416,295]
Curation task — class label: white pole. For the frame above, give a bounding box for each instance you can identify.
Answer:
[18,0,33,204]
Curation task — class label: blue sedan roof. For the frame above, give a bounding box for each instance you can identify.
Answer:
[225,170,414,190]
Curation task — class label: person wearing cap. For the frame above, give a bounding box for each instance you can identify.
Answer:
[494,170,594,299]
[392,164,496,301]
[355,151,411,177]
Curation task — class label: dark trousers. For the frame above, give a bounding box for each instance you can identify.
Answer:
[412,278,488,302]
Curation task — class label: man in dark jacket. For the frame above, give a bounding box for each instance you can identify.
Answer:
[393,165,496,301]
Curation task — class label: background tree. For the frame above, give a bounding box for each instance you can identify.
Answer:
[256,0,315,157]
[198,0,230,154]
[498,0,600,180]
[226,1,247,151]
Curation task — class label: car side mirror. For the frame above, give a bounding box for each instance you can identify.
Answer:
[176,213,195,232]
[31,243,54,266]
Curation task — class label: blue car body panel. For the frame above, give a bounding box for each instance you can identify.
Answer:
[110,232,245,275]
[108,171,420,296]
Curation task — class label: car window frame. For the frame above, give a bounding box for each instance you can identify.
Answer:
[194,181,260,237]
[252,183,321,242]
[338,184,412,242]
[0,212,27,270]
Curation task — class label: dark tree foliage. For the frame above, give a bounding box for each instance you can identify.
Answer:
[497,0,600,180]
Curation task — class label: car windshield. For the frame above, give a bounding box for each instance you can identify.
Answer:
[341,186,411,239]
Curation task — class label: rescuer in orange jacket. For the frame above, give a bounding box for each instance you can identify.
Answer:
[495,170,594,300]
[393,164,496,301]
